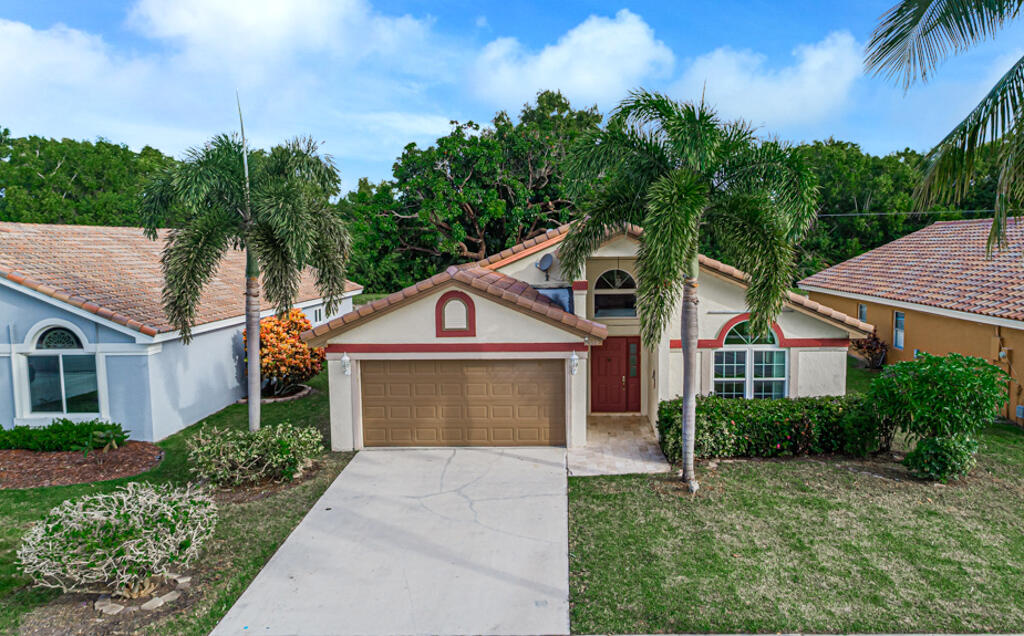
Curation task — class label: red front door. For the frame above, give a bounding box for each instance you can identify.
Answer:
[591,336,641,412]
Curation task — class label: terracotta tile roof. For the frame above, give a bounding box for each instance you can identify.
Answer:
[302,265,608,345]
[798,218,1024,323]
[0,222,362,337]
[477,221,871,336]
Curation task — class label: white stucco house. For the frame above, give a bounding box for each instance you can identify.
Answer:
[302,223,872,451]
[0,222,362,441]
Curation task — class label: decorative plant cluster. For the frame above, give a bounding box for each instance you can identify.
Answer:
[0,418,129,452]
[864,352,1007,482]
[186,423,324,487]
[851,331,889,369]
[243,309,325,397]
[657,393,866,462]
[17,483,216,596]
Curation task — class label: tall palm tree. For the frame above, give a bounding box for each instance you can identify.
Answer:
[866,1,1024,247]
[140,134,351,431]
[560,90,818,491]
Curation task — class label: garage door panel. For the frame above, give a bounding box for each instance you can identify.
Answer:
[361,359,565,447]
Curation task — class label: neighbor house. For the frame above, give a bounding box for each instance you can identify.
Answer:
[0,222,362,441]
[799,217,1024,422]
[302,223,871,450]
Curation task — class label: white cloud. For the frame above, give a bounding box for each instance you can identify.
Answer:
[471,9,673,108]
[674,31,861,127]
[475,15,489,29]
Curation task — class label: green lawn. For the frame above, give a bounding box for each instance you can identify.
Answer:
[846,354,881,394]
[0,371,352,635]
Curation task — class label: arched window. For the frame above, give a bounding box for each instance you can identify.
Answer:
[27,326,99,414]
[594,269,637,318]
[713,320,787,399]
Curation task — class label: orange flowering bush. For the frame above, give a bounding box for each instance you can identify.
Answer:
[243,309,325,397]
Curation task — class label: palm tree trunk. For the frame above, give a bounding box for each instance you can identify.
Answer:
[245,248,261,432]
[680,255,700,492]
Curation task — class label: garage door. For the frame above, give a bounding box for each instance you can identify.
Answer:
[361,359,566,447]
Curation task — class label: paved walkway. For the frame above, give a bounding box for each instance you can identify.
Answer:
[212,448,569,636]
[567,416,671,476]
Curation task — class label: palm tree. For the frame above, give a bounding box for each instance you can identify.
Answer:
[866,1,1024,248]
[140,132,351,431]
[560,90,818,491]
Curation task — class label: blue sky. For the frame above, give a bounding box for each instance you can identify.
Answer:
[2,1,1023,192]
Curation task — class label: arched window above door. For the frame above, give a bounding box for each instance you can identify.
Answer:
[594,269,637,318]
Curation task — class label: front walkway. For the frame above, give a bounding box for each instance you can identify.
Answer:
[212,448,569,636]
[567,415,671,476]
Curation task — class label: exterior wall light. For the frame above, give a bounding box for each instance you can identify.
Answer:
[569,350,579,376]
[341,352,352,376]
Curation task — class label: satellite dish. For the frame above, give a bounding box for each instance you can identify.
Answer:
[535,253,554,281]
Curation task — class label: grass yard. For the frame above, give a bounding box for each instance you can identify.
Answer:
[0,371,352,635]
[569,375,1024,635]
[846,354,880,394]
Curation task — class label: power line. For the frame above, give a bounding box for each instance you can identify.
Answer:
[818,209,997,218]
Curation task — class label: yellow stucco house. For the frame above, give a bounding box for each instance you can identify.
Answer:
[302,224,871,450]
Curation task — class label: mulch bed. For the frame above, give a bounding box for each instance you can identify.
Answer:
[0,442,163,489]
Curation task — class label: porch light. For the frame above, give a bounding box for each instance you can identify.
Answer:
[569,350,579,376]
[341,352,352,376]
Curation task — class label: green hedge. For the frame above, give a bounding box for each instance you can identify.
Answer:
[0,418,129,452]
[657,393,865,463]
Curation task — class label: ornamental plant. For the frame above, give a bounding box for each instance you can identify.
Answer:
[0,418,128,452]
[851,331,888,369]
[243,308,325,397]
[187,422,324,487]
[17,483,216,596]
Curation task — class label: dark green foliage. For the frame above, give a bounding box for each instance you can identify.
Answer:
[657,394,865,462]
[904,434,980,482]
[0,127,176,226]
[341,91,601,292]
[870,352,1008,441]
[0,419,128,452]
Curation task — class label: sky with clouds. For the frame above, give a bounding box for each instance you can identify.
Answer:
[2,0,1023,192]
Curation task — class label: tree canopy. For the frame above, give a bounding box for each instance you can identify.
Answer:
[0,127,176,226]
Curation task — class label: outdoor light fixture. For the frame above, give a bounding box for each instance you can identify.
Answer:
[569,350,579,375]
[341,352,352,376]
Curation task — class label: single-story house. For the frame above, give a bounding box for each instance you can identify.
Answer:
[0,222,362,441]
[302,224,871,451]
[799,217,1024,421]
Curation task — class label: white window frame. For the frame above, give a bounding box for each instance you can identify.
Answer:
[713,323,788,399]
[593,268,638,319]
[893,311,905,350]
[857,303,867,323]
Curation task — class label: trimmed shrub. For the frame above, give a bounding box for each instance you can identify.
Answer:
[244,309,325,397]
[17,483,216,595]
[903,434,979,482]
[657,393,864,463]
[187,423,324,487]
[0,418,129,452]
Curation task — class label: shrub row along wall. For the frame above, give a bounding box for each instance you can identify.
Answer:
[657,394,865,463]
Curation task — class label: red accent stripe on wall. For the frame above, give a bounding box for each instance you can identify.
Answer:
[571,280,588,291]
[668,313,850,349]
[326,342,588,353]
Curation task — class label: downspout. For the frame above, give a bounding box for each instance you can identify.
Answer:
[8,324,18,424]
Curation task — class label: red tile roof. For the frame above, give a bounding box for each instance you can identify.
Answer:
[798,218,1024,322]
[478,222,871,336]
[0,222,362,336]
[302,265,608,345]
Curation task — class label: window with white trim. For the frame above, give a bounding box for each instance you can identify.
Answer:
[713,321,787,399]
[594,269,637,318]
[857,303,867,323]
[27,327,99,414]
[313,308,323,323]
[893,311,905,350]
[442,298,468,330]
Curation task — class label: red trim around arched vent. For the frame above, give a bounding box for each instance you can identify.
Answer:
[435,290,476,337]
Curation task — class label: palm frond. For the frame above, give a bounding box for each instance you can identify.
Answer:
[307,207,353,316]
[249,220,302,317]
[635,171,706,346]
[866,0,1022,88]
[160,212,233,342]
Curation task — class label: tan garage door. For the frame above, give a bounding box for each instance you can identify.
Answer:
[361,359,566,447]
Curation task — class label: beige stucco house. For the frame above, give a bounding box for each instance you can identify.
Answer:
[302,224,872,451]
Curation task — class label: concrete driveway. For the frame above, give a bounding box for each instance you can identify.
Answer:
[212,448,569,636]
